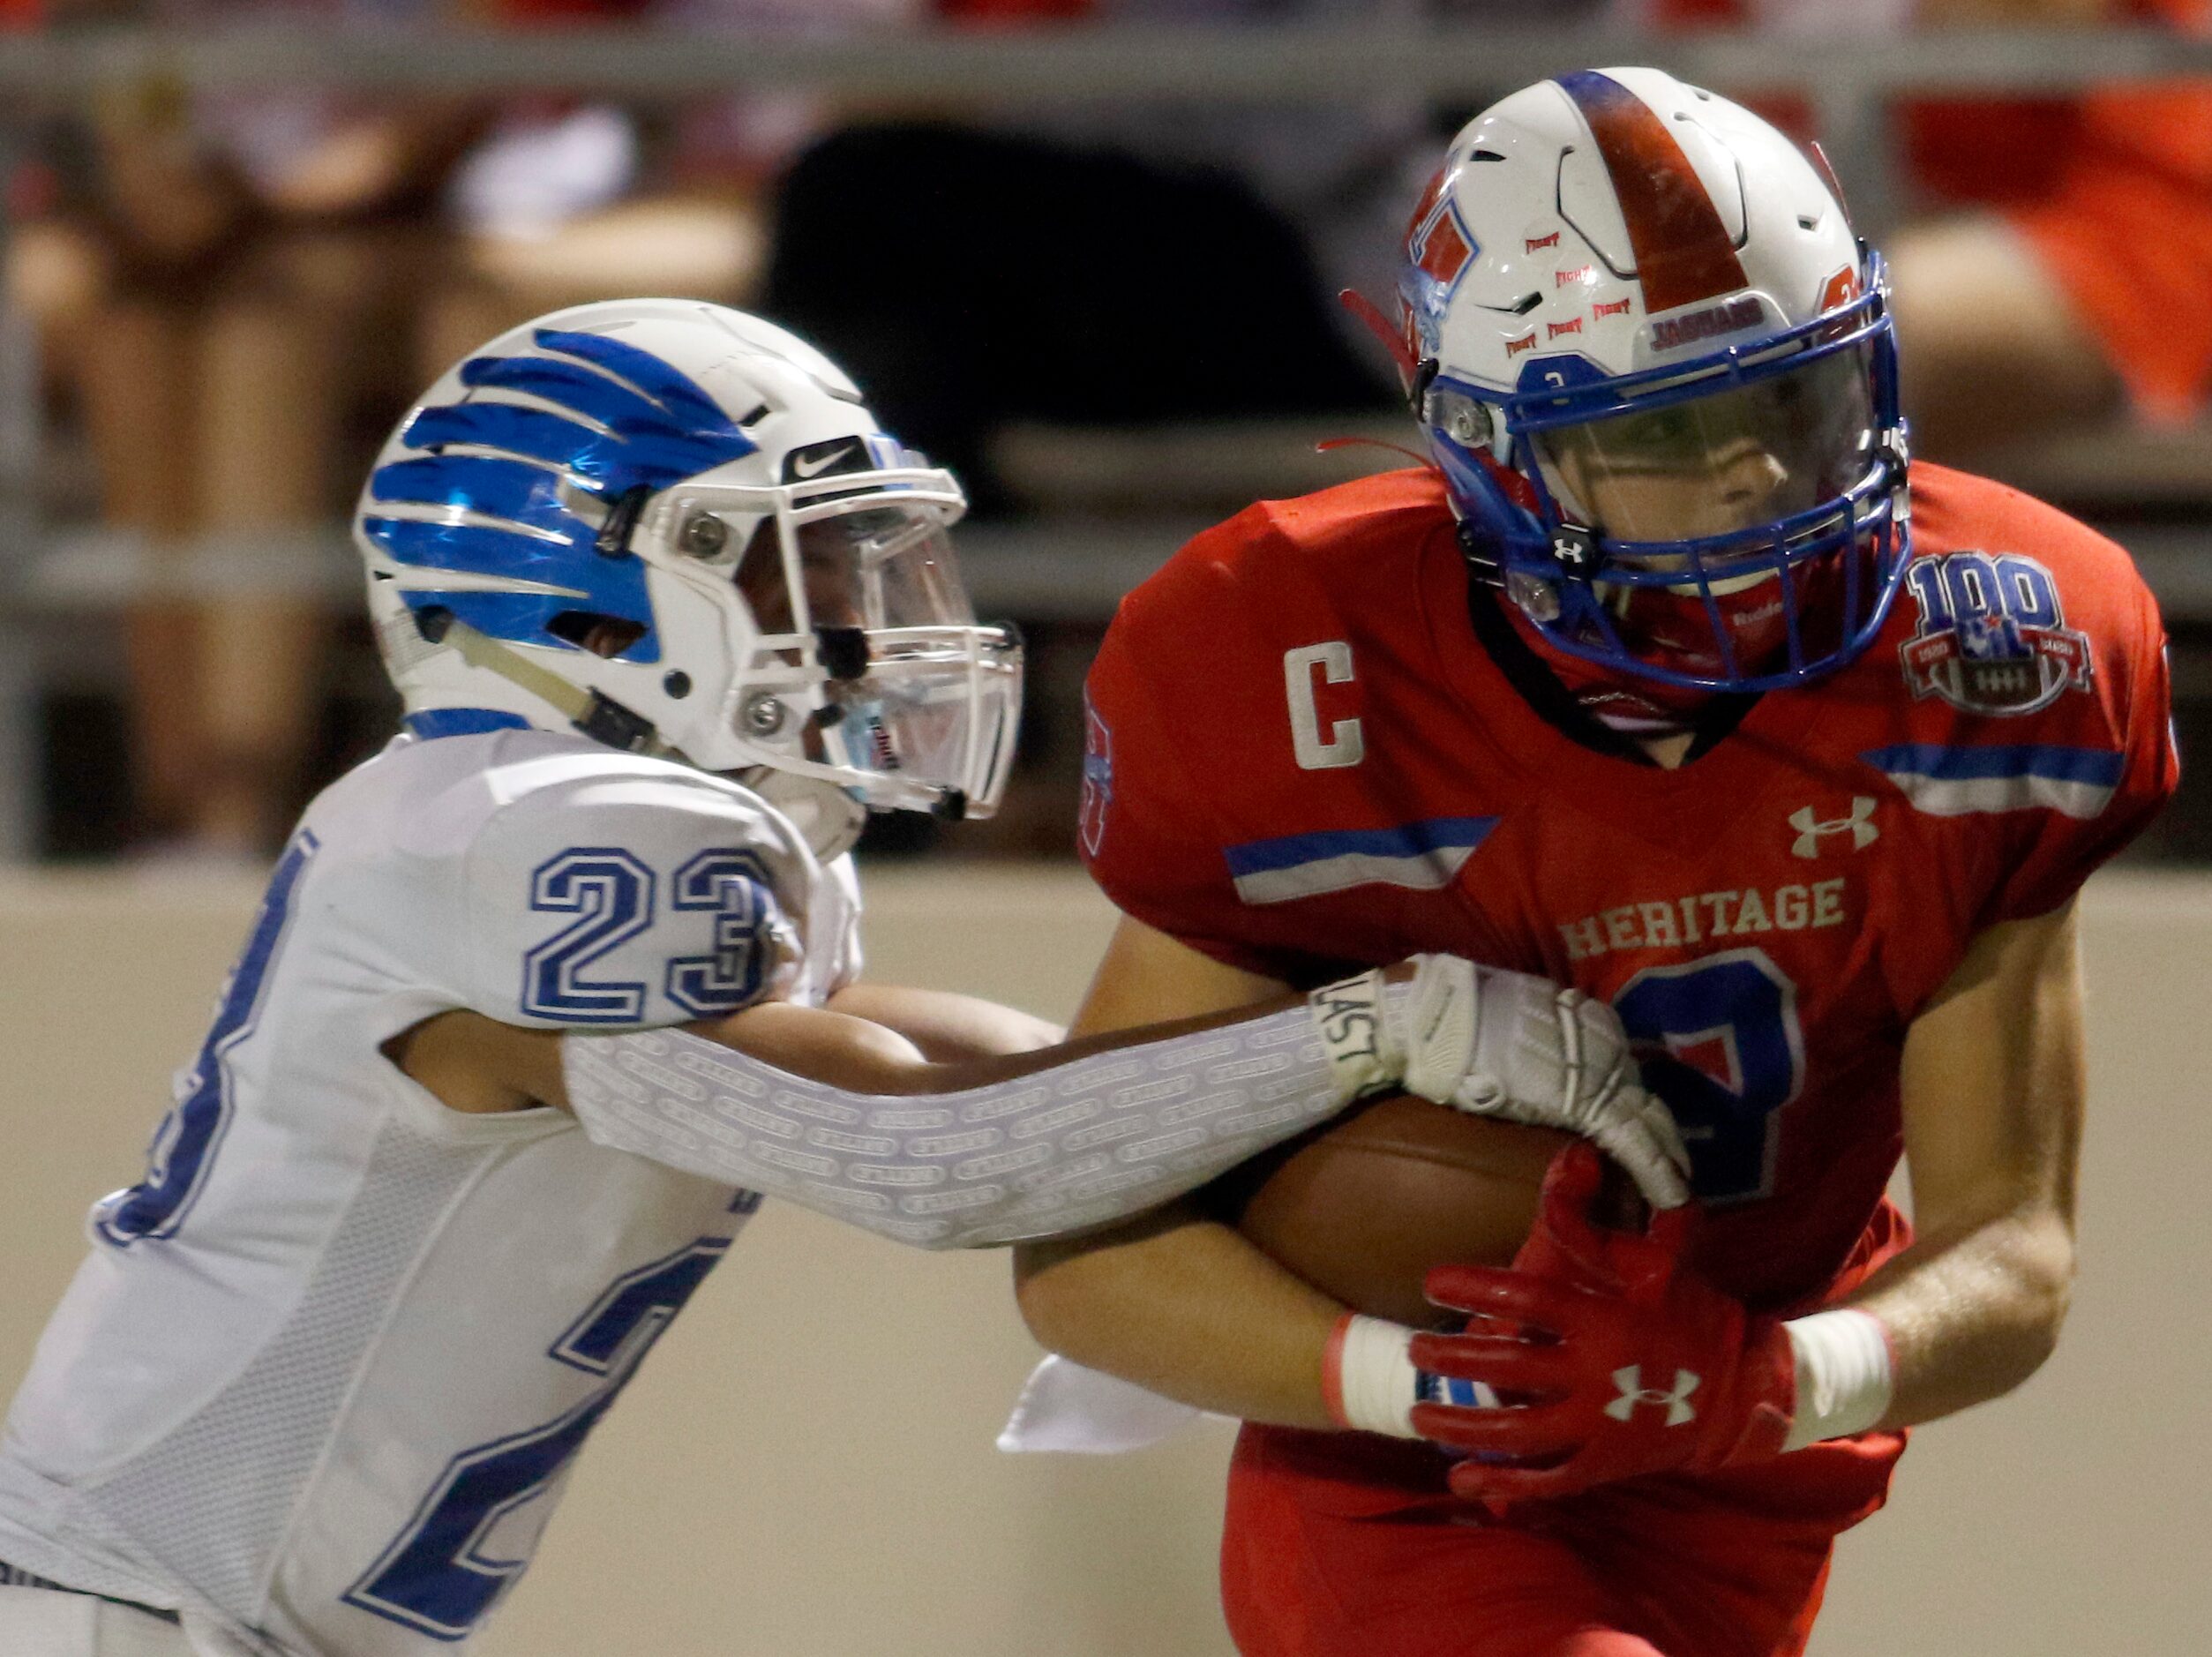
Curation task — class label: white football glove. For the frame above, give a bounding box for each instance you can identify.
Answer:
[1308,957,1692,1210]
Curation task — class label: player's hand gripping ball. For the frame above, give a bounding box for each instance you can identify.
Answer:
[1227,1096,1567,1326]
[1389,956,1691,1211]
[1226,1099,1651,1329]
[1409,1145,1796,1502]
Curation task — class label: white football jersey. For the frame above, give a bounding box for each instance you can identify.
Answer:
[0,728,861,1656]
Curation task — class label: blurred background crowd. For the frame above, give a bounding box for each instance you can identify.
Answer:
[0,0,2207,865]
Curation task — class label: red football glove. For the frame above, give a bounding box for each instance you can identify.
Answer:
[1407,1144,1796,1503]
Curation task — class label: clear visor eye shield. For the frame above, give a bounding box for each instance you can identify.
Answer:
[1426,274,1910,692]
[659,464,1023,821]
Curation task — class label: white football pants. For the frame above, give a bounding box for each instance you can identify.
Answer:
[0,1586,195,1656]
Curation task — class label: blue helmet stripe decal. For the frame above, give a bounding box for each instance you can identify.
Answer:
[400,403,637,481]
[367,326,763,664]
[370,456,585,535]
[458,354,676,434]
[536,327,751,436]
[458,353,756,473]
[364,518,603,585]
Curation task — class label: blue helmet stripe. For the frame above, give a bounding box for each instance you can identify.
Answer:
[400,404,635,480]
[365,520,641,634]
[461,356,703,446]
[536,327,753,439]
[371,325,761,664]
[369,456,587,535]
[364,516,589,580]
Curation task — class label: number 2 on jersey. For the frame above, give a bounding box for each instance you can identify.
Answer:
[343,1235,731,1639]
[1612,948,1804,1203]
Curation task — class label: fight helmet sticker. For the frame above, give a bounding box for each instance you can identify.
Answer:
[1899,551,2091,716]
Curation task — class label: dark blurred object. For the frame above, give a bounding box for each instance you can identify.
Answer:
[34,620,400,861]
[765,122,1392,514]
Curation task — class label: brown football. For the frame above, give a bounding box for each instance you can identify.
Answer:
[1218,1093,1630,1330]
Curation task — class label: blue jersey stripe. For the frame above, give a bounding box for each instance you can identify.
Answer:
[1224,817,1500,879]
[1861,743,2125,786]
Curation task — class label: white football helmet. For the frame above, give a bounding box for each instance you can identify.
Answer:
[1398,67,1909,691]
[355,299,1022,831]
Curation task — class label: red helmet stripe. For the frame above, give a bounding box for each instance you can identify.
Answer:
[1554,70,1748,313]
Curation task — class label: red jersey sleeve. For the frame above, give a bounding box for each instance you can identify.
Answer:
[1080,614,1264,971]
[1983,541,2179,925]
[1078,511,1370,986]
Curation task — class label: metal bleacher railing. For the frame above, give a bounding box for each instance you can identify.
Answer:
[0,21,2209,857]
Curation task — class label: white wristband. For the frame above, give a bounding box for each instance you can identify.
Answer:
[1781,1308,1895,1452]
[1308,971,1409,1104]
[1323,1313,1423,1439]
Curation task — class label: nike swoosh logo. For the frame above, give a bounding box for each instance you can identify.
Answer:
[792,444,859,479]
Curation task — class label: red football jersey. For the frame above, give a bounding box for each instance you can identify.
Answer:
[1081,463,2177,1310]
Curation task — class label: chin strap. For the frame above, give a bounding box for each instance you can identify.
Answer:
[424,611,671,757]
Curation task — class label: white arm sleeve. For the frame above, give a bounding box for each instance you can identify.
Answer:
[559,995,1376,1248]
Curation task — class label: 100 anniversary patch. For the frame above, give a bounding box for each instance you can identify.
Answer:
[1899,551,2091,716]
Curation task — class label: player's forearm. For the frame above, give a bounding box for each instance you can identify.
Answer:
[554,984,1390,1248]
[1866,903,2084,1431]
[1014,1210,1342,1429]
[822,982,1065,1063]
[705,991,1308,1093]
[1841,1195,2074,1430]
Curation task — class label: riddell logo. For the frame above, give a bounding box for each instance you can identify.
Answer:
[1605,1366,1699,1427]
[1788,797,1878,859]
[1651,297,1763,352]
[1593,297,1632,320]
[1547,318,1584,340]
[1526,231,1561,251]
[1505,332,1538,356]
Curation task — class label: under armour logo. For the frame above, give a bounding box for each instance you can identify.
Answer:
[1605,1365,1699,1427]
[1550,527,1596,577]
[1788,797,1878,859]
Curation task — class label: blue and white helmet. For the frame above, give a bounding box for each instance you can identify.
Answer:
[1401,68,1910,692]
[356,299,1022,826]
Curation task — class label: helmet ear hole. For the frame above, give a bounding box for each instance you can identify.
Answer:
[547,611,649,660]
